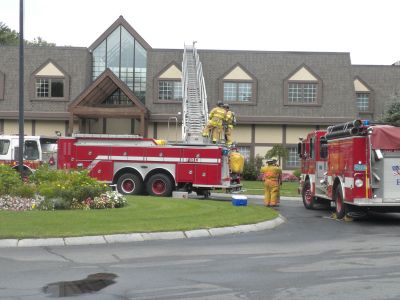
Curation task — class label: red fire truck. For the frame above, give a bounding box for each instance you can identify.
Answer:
[57,134,242,197]
[298,120,400,218]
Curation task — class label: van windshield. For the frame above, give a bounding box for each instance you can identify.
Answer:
[0,139,10,155]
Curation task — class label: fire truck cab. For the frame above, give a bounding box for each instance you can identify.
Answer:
[298,120,400,218]
[0,135,58,173]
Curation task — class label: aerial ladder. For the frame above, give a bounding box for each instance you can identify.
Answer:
[181,43,209,144]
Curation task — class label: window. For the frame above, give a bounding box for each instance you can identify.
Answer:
[223,82,252,102]
[92,25,148,102]
[24,141,39,160]
[36,78,64,98]
[31,61,69,101]
[356,92,369,111]
[158,80,182,101]
[102,89,133,105]
[0,139,10,155]
[288,83,317,103]
[287,147,300,168]
[220,64,257,104]
[284,65,322,106]
[237,146,250,161]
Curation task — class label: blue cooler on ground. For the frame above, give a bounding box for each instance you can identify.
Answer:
[231,195,247,206]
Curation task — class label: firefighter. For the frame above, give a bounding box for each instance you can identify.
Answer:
[260,158,282,207]
[202,101,226,143]
[223,103,236,146]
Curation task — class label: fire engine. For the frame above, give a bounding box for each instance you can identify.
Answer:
[57,134,242,197]
[0,135,58,173]
[298,120,400,218]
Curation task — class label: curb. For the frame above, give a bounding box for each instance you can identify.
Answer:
[0,215,285,248]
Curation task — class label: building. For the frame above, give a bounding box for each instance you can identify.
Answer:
[1,16,400,169]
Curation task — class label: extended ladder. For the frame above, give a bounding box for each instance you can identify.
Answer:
[181,43,208,144]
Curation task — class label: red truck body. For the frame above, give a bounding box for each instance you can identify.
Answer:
[57,134,240,197]
[298,120,400,217]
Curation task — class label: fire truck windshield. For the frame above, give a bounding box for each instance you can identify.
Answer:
[0,139,10,155]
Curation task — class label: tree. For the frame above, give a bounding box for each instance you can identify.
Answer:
[27,36,55,47]
[265,145,288,165]
[0,22,55,46]
[0,22,19,46]
[382,101,400,126]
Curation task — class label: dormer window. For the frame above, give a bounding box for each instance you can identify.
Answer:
[219,64,257,104]
[155,62,182,102]
[284,65,322,106]
[31,60,69,101]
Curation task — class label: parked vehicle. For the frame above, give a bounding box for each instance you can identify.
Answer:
[57,134,242,197]
[298,120,400,218]
[0,135,58,174]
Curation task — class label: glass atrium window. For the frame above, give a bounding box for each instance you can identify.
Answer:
[103,89,133,106]
[356,93,369,111]
[92,25,147,103]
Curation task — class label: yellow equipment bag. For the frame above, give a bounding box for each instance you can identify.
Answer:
[229,151,244,174]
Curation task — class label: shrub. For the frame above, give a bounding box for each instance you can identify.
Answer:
[11,183,36,198]
[0,165,23,196]
[242,155,264,181]
[292,169,301,179]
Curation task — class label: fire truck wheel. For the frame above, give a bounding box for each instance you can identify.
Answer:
[334,186,346,219]
[117,173,143,195]
[146,174,173,197]
[302,180,315,209]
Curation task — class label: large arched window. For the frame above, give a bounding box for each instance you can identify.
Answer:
[91,19,149,103]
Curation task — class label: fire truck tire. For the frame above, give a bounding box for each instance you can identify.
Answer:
[334,186,346,219]
[116,173,143,195]
[302,180,315,209]
[146,174,173,197]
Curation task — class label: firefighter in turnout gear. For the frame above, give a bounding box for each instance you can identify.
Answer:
[223,103,236,146]
[202,101,226,143]
[260,159,282,207]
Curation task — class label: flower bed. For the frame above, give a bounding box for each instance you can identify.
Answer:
[0,165,127,211]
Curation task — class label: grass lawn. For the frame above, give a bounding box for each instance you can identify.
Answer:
[241,180,300,197]
[0,196,279,239]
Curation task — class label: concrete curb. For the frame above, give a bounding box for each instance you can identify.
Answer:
[0,215,285,248]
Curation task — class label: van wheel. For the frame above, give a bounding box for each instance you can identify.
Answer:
[334,185,346,219]
[117,173,143,195]
[302,180,315,209]
[146,174,173,197]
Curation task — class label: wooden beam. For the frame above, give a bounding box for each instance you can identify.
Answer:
[71,106,144,118]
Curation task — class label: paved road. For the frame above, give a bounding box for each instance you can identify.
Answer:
[2,198,400,299]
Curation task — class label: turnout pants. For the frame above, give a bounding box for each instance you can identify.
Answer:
[264,179,280,206]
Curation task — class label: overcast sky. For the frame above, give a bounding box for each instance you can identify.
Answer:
[1,0,399,65]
